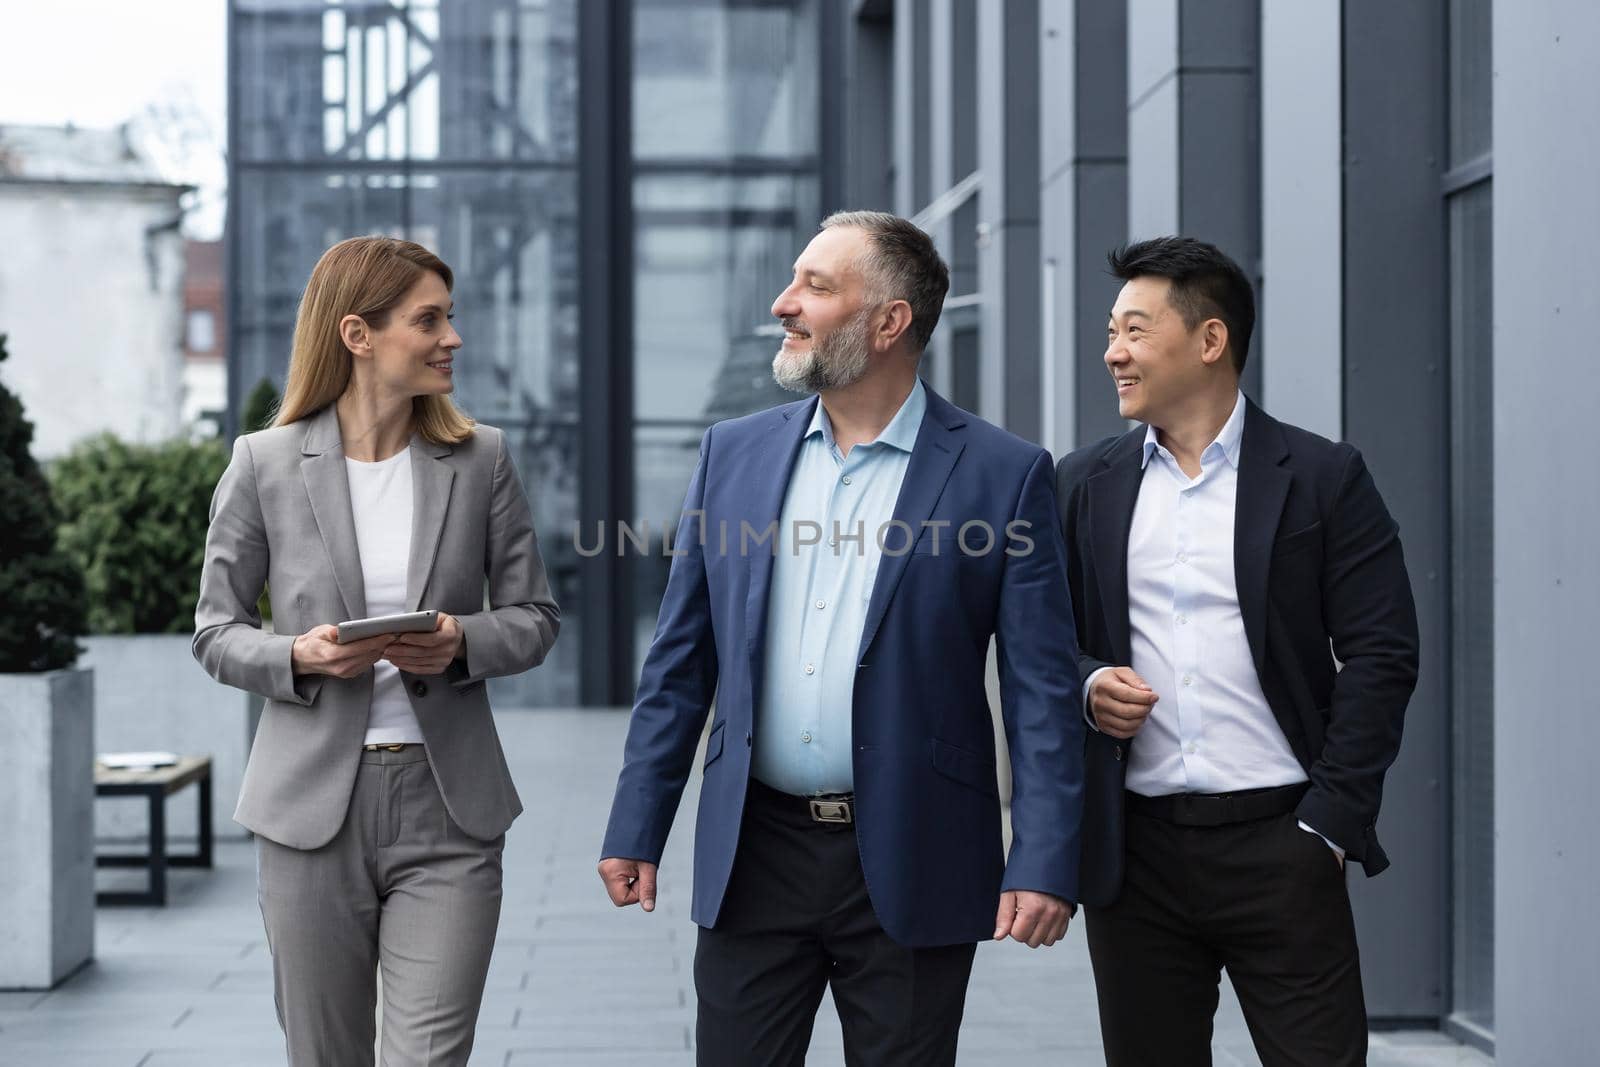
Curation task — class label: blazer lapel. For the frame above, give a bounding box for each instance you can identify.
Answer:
[744,400,816,676]
[299,407,366,620]
[855,390,965,663]
[1233,401,1292,684]
[1086,431,1146,666]
[405,436,455,611]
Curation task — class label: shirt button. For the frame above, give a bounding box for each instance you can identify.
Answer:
[801,731,812,743]
[828,539,838,548]
[842,475,853,485]
[1182,675,1193,686]
[815,599,826,610]
[1184,742,1198,755]
[1177,552,1189,563]
[1176,615,1188,625]
[804,663,815,675]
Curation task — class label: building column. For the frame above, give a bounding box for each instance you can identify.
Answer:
[1492,3,1600,1062]
[1259,0,1340,440]
[1340,0,1450,1021]
[1124,0,1261,399]
[1040,0,1128,454]
[976,0,1042,440]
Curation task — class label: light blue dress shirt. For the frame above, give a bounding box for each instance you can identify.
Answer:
[753,379,927,795]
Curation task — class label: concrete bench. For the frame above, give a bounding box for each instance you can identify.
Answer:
[94,755,214,906]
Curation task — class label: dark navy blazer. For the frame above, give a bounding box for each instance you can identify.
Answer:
[1056,400,1420,907]
[601,386,1084,948]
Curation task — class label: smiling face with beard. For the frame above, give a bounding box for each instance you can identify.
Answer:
[769,225,885,396]
[771,303,874,394]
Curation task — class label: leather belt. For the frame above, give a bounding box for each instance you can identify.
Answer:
[362,743,419,752]
[1127,782,1308,827]
[749,777,855,825]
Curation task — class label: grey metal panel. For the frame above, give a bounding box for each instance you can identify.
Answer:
[1492,3,1600,1062]
[1127,76,1179,239]
[1177,0,1256,67]
[977,0,1042,440]
[1178,68,1261,401]
[1038,0,1129,450]
[1126,0,1261,398]
[1040,0,1074,183]
[924,0,957,399]
[1076,0,1133,158]
[844,5,894,210]
[1039,0,1074,454]
[1074,161,1131,446]
[1127,0,1179,102]
[1260,0,1341,441]
[1341,0,1450,1022]
[1176,74,1258,261]
[892,0,931,216]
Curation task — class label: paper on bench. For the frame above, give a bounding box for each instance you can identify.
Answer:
[99,751,180,770]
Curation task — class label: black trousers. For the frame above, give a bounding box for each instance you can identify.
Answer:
[694,779,977,1067]
[1086,803,1366,1067]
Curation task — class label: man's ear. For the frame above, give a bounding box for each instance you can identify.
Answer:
[876,299,914,353]
[339,314,372,357]
[1198,318,1230,367]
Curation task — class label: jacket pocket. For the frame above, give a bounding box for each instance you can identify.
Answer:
[1273,521,1322,558]
[703,721,727,770]
[930,738,999,797]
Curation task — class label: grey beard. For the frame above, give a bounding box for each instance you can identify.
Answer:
[771,308,873,394]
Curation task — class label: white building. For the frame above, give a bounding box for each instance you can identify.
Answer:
[0,123,190,460]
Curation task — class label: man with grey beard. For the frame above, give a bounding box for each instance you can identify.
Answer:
[599,211,1085,1065]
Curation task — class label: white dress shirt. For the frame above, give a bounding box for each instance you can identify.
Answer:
[1085,393,1340,855]
[345,448,424,745]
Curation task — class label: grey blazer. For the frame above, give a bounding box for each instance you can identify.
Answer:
[193,405,560,849]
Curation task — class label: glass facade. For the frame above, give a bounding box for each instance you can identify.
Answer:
[628,0,823,671]
[229,0,829,705]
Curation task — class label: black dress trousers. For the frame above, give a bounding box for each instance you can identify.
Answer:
[694,779,978,1067]
[1085,805,1367,1067]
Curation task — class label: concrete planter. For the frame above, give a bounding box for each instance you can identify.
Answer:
[80,635,253,843]
[0,668,95,989]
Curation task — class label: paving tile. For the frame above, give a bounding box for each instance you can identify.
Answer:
[0,709,1489,1066]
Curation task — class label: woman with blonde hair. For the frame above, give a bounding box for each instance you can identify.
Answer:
[194,235,559,1065]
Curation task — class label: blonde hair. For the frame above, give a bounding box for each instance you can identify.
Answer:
[274,236,475,444]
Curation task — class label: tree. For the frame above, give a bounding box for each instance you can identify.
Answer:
[0,334,88,671]
[241,376,280,434]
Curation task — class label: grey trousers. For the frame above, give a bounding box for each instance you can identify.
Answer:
[256,746,505,1067]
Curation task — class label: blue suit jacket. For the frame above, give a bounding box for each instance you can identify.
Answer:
[601,387,1084,947]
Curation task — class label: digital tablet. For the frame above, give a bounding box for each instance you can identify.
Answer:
[335,609,438,643]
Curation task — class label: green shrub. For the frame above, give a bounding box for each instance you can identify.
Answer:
[0,333,89,671]
[52,434,229,635]
[241,377,280,434]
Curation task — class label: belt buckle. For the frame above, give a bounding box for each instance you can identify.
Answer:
[808,798,853,824]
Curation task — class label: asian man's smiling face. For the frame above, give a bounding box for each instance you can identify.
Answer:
[1104,275,1218,424]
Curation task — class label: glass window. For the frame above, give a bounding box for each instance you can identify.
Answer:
[231,0,582,705]
[633,0,819,161]
[628,0,824,653]
[187,310,216,353]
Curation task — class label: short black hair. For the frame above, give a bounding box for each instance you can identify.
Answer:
[1107,237,1256,375]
